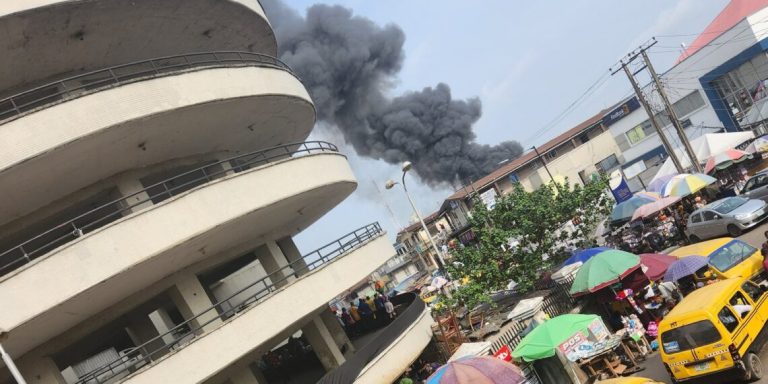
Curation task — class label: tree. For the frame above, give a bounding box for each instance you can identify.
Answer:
[444,177,612,309]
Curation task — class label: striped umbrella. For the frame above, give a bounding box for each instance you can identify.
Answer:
[611,194,659,222]
[426,356,525,384]
[648,174,677,194]
[660,173,717,197]
[703,149,750,174]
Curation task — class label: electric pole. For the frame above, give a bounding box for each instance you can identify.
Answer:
[641,46,702,173]
[612,40,685,174]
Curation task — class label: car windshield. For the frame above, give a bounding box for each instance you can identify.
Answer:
[660,320,721,354]
[711,197,749,214]
[709,240,757,272]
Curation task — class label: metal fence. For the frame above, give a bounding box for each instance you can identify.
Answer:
[0,51,292,123]
[74,222,384,384]
[0,141,339,277]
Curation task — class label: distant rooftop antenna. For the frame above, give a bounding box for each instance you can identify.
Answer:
[679,42,687,59]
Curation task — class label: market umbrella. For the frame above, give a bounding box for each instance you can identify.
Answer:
[635,191,662,200]
[746,136,768,154]
[647,174,677,194]
[630,196,682,221]
[426,356,525,384]
[561,247,612,267]
[660,173,717,197]
[703,149,751,174]
[569,249,641,296]
[511,314,599,362]
[663,255,708,282]
[611,194,658,222]
[638,253,677,281]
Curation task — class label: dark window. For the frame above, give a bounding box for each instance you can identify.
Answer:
[596,154,620,173]
[718,307,739,332]
[660,320,721,354]
[702,211,718,221]
[691,213,703,223]
[742,282,763,302]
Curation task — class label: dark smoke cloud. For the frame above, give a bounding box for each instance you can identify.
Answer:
[262,0,523,186]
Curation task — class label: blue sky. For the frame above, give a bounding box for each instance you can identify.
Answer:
[290,0,730,252]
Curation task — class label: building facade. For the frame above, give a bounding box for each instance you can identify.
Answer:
[0,1,429,384]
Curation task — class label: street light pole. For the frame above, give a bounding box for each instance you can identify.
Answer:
[386,162,445,272]
[531,145,556,185]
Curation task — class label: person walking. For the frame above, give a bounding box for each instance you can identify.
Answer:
[357,297,374,331]
[384,295,396,320]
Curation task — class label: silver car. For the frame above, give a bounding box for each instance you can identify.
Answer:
[742,170,768,201]
[686,197,768,241]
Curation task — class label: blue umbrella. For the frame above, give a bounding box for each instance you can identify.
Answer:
[611,194,658,222]
[561,247,612,267]
[663,256,709,282]
[648,174,676,194]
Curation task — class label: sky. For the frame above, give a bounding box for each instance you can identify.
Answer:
[289,0,731,253]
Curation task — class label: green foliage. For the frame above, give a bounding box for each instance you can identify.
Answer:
[444,177,612,309]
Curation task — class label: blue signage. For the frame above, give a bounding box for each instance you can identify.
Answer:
[610,177,633,204]
[603,97,640,127]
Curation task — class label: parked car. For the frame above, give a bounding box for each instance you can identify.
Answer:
[741,170,768,201]
[686,197,768,240]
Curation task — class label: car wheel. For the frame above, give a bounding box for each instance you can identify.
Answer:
[744,352,763,381]
[688,234,700,243]
[728,224,743,237]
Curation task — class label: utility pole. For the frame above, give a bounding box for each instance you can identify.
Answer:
[642,45,702,173]
[612,40,685,174]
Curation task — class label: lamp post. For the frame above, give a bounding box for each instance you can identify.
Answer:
[531,145,556,185]
[386,161,445,272]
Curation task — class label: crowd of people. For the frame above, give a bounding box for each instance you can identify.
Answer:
[337,293,397,337]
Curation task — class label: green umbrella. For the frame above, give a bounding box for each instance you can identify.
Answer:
[511,314,600,362]
[569,249,640,297]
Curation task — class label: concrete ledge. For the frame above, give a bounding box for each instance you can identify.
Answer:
[120,234,395,384]
[0,153,356,357]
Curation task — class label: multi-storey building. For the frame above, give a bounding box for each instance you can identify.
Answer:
[0,1,430,383]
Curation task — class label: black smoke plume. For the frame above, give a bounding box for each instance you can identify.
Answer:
[262,0,523,186]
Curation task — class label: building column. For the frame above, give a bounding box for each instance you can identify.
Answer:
[320,309,355,355]
[227,364,265,384]
[124,312,168,360]
[148,308,178,344]
[277,236,308,276]
[114,175,152,215]
[302,316,345,371]
[168,272,222,334]
[254,241,295,289]
[17,356,66,384]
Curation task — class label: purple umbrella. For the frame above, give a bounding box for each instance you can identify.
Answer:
[427,356,525,384]
[663,256,709,282]
[648,174,676,194]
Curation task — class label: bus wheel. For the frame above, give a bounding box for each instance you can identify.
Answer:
[745,352,763,380]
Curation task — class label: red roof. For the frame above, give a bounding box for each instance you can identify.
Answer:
[677,0,768,63]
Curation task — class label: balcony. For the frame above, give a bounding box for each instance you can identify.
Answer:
[0,0,276,95]
[70,224,391,384]
[0,52,315,226]
[0,143,357,358]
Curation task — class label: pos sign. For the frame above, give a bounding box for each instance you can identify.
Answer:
[494,345,513,362]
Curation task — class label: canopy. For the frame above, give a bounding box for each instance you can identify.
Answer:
[639,253,677,281]
[561,247,612,267]
[647,174,676,194]
[746,135,768,154]
[511,314,599,362]
[427,356,525,384]
[664,256,709,282]
[660,173,717,197]
[611,194,658,222]
[570,249,641,296]
[631,196,681,221]
[651,131,755,183]
[703,149,750,174]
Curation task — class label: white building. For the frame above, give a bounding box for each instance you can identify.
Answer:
[0,1,430,383]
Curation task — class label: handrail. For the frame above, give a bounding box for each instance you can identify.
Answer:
[0,51,293,123]
[0,141,339,277]
[73,222,384,384]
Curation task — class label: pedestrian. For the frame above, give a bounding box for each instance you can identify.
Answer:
[357,297,374,331]
[384,296,396,319]
[340,308,356,336]
[761,231,768,273]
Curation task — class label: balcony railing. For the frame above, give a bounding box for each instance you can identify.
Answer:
[0,141,339,277]
[0,51,294,123]
[73,222,384,384]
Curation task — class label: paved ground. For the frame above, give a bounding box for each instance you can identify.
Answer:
[631,221,768,383]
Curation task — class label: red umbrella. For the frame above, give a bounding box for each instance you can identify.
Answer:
[639,253,677,281]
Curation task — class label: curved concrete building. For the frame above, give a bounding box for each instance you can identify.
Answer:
[0,2,408,384]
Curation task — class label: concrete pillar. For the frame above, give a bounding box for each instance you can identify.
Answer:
[168,272,222,334]
[254,241,295,289]
[302,316,345,371]
[124,313,167,360]
[277,236,308,276]
[148,308,178,344]
[320,309,355,355]
[17,356,66,384]
[115,175,152,215]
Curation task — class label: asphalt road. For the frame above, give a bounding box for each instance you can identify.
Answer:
[630,220,768,383]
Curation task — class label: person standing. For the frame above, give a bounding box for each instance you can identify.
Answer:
[384,296,396,319]
[357,297,374,331]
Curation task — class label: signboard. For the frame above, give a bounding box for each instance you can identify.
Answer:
[558,331,587,362]
[494,345,513,362]
[603,97,640,127]
[480,189,498,209]
[609,171,633,203]
[588,318,610,341]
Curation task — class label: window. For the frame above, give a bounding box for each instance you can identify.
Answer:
[742,282,764,302]
[718,307,739,332]
[709,240,758,273]
[660,320,721,353]
[691,213,702,223]
[596,154,620,173]
[712,197,748,214]
[730,291,752,318]
[702,211,719,221]
[626,125,647,145]
[545,149,557,160]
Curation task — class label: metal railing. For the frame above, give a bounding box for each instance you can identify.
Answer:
[73,222,384,384]
[0,51,293,123]
[0,141,339,277]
